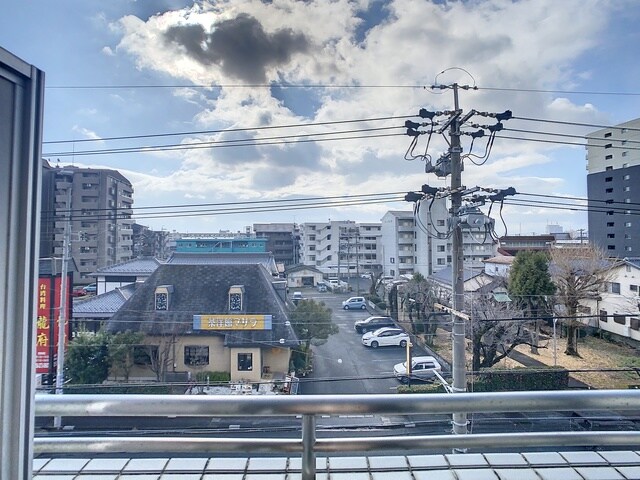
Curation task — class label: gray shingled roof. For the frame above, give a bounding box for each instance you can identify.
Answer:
[284,264,322,275]
[430,266,487,286]
[106,264,298,348]
[94,257,162,275]
[166,252,278,275]
[73,283,139,318]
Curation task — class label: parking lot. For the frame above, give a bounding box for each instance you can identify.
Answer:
[297,287,440,394]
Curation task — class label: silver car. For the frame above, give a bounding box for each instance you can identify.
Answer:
[342,296,367,310]
[393,356,442,384]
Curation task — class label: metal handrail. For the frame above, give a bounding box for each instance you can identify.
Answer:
[35,390,640,480]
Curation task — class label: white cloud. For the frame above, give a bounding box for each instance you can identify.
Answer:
[104,0,620,232]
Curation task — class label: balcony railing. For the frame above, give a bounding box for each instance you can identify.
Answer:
[35,390,640,480]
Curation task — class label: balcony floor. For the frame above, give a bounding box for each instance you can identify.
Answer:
[33,450,640,479]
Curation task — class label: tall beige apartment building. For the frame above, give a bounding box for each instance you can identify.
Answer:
[40,161,134,283]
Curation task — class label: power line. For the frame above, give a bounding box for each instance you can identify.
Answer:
[43,130,406,157]
[43,115,413,145]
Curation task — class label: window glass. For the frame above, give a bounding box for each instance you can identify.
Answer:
[184,346,209,366]
[238,353,253,371]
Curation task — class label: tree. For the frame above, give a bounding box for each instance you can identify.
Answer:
[550,245,617,357]
[65,330,110,386]
[108,330,144,382]
[508,251,556,354]
[469,295,528,371]
[401,273,440,344]
[289,299,338,351]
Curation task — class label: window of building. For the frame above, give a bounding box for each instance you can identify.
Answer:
[626,198,631,203]
[437,245,445,252]
[606,199,613,204]
[238,353,253,371]
[607,222,614,227]
[599,310,608,323]
[605,188,613,193]
[623,163,628,168]
[626,246,633,252]
[625,234,631,240]
[631,317,640,331]
[607,234,615,239]
[437,220,445,226]
[184,346,209,366]
[610,282,621,294]
[626,222,632,227]
[608,245,615,250]
[133,346,157,365]
[604,132,612,138]
[606,211,614,216]
[624,174,630,180]
[604,143,612,149]
[437,258,445,265]
[613,314,626,325]
[624,186,631,192]
[605,177,613,182]
[630,284,637,292]
[622,151,628,157]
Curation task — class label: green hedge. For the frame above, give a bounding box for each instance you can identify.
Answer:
[194,371,231,383]
[63,384,174,394]
[472,367,569,391]
[397,367,570,394]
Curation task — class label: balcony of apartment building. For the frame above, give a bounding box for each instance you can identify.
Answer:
[31,390,640,480]
[397,221,415,232]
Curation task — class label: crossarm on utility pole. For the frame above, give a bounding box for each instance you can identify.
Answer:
[434,303,470,321]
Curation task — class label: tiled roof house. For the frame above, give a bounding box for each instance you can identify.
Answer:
[106,263,298,382]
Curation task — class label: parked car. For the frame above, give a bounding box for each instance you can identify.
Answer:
[393,356,442,384]
[354,315,396,334]
[342,296,367,310]
[361,327,409,348]
[292,291,304,305]
[317,283,327,292]
[83,283,97,295]
[71,286,86,297]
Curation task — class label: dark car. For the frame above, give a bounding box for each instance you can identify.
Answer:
[354,315,396,334]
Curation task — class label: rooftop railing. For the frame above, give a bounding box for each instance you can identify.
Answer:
[35,389,640,480]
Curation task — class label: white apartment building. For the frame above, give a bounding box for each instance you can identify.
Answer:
[379,198,496,279]
[299,221,382,277]
[380,211,417,277]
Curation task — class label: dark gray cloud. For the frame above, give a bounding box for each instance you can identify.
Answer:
[164,13,310,83]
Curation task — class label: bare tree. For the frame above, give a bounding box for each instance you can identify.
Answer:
[468,295,532,372]
[550,245,617,357]
[401,273,440,345]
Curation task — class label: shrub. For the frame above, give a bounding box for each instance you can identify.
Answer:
[471,367,569,391]
[397,382,447,394]
[194,371,231,383]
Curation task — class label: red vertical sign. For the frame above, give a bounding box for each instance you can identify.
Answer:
[36,278,52,374]
[35,274,70,375]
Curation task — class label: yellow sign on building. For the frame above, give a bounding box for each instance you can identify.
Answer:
[193,314,272,331]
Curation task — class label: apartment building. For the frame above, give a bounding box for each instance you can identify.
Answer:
[382,198,496,279]
[253,223,300,267]
[299,220,382,277]
[380,211,417,277]
[586,117,640,256]
[40,161,134,283]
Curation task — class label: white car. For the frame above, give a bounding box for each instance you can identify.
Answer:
[393,356,442,384]
[361,327,409,348]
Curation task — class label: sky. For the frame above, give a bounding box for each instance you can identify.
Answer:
[2,0,640,236]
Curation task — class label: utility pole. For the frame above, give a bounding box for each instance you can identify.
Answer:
[449,83,468,438]
[54,186,71,429]
[403,83,513,447]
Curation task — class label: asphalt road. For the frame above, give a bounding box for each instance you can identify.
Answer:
[298,287,439,395]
